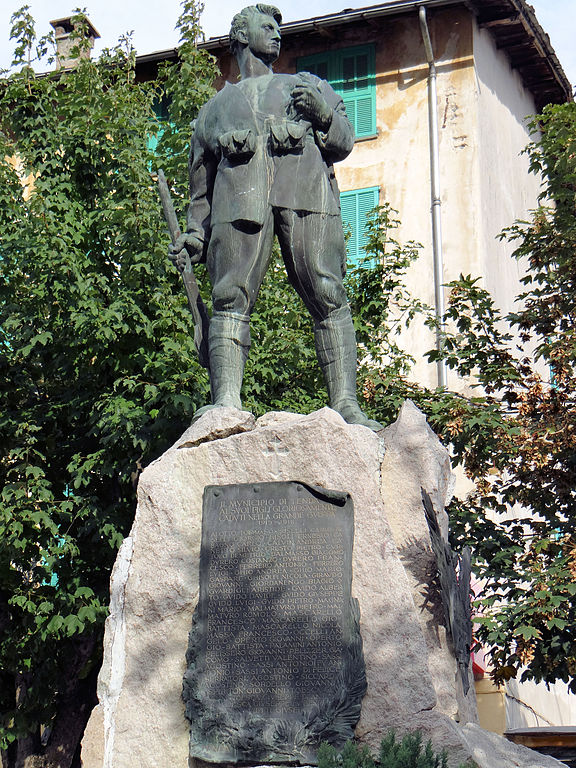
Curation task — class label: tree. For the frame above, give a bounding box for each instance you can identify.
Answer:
[433,102,576,690]
[358,102,576,692]
[0,4,216,765]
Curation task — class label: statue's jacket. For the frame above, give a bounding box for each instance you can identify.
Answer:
[186,72,355,251]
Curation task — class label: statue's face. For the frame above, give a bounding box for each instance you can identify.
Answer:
[245,12,281,64]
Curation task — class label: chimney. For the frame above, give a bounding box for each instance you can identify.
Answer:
[50,16,100,69]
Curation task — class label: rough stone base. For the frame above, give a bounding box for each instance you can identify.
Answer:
[380,401,476,725]
[460,723,566,768]
[80,704,103,768]
[81,405,564,768]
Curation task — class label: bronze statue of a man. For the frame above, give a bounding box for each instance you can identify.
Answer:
[170,3,381,430]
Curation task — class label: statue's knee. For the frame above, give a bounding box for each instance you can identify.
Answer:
[311,277,347,317]
[212,285,250,315]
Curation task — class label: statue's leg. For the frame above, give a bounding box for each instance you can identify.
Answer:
[313,307,382,430]
[199,217,273,414]
[207,311,251,409]
[275,208,382,431]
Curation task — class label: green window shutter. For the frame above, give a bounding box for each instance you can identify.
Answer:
[340,192,359,263]
[339,46,376,138]
[297,44,376,139]
[147,132,161,153]
[298,51,335,82]
[340,186,379,266]
[299,53,331,81]
[357,187,379,258]
[355,95,375,137]
[147,96,169,154]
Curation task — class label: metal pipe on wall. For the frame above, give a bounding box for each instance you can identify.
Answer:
[419,5,447,389]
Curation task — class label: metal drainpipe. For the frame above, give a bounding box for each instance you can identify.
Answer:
[419,5,447,389]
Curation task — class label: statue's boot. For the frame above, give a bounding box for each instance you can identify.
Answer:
[314,307,383,431]
[193,311,251,421]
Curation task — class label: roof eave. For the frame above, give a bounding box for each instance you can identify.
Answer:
[134,0,572,107]
[199,0,464,51]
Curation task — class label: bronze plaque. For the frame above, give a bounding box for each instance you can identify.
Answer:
[183,481,365,764]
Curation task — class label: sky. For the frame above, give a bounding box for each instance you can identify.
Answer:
[1,0,575,91]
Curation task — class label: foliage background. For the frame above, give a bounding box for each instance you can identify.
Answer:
[0,3,217,764]
[1,0,576,765]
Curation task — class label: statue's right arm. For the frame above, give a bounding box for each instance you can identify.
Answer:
[168,110,216,271]
[187,110,216,256]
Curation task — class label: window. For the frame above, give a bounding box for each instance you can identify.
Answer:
[147,97,169,153]
[340,186,379,265]
[297,44,376,139]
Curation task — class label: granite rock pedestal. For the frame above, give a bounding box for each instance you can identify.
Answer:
[81,405,564,768]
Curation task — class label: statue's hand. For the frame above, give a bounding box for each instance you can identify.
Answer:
[291,82,332,131]
[168,233,204,272]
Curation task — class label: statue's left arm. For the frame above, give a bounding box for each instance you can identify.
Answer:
[292,75,355,162]
[314,80,356,162]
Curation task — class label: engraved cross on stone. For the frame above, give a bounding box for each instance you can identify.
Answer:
[263,435,289,480]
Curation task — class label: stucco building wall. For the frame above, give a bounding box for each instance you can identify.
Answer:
[473,23,541,314]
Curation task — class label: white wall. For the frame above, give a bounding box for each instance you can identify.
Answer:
[506,678,576,728]
[473,23,542,314]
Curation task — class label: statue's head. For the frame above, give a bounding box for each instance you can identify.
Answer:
[230,4,283,64]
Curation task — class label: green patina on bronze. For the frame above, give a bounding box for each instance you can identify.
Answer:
[167,4,382,431]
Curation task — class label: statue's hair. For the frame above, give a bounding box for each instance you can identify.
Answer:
[229,4,282,54]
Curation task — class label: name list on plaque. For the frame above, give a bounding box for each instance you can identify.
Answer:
[183,481,366,765]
